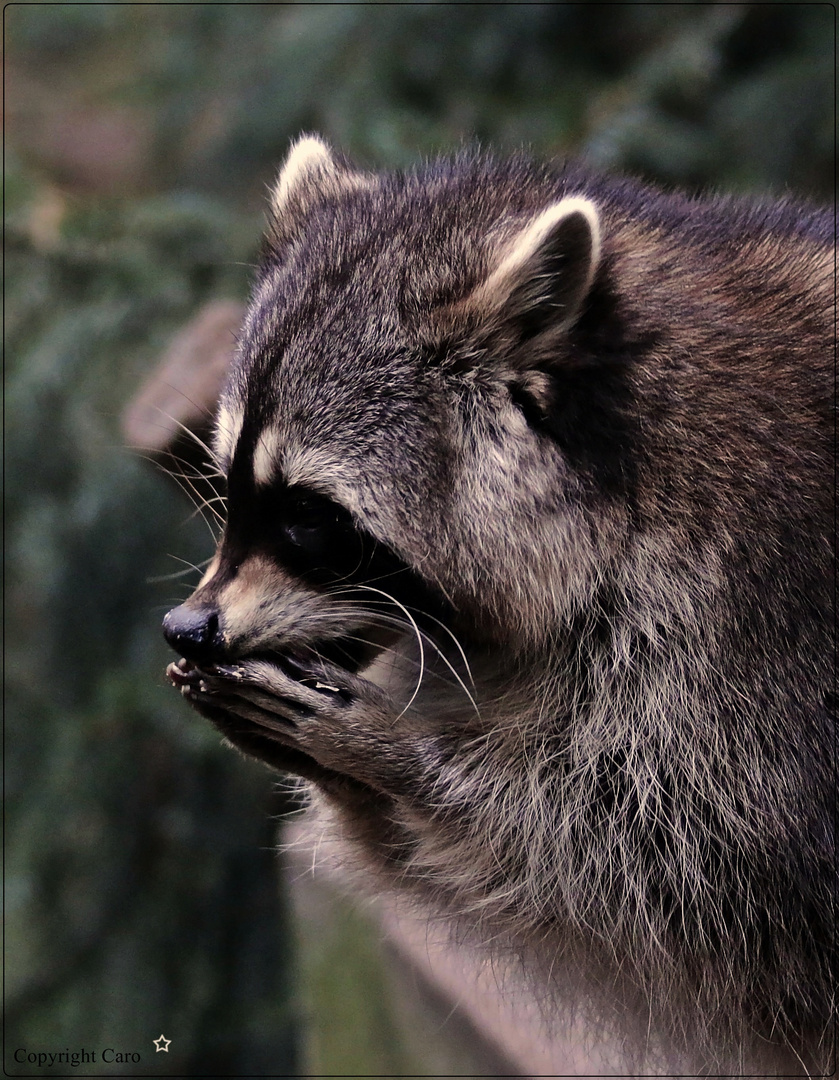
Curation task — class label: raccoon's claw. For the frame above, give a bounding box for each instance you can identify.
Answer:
[168,658,244,684]
[167,658,199,690]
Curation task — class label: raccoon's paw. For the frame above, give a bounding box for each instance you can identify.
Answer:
[167,654,404,789]
[167,655,345,727]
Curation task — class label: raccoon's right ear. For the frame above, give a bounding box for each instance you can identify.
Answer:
[267,134,372,247]
[467,197,601,346]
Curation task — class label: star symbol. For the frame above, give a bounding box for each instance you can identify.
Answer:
[153,1035,171,1053]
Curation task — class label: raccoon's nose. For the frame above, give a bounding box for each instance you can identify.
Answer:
[162,604,224,664]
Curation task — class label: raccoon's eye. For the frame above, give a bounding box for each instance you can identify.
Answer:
[268,487,370,585]
[281,488,353,550]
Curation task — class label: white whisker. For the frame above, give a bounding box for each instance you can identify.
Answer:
[155,404,224,473]
[148,554,213,583]
[326,592,480,718]
[414,610,477,690]
[346,585,426,721]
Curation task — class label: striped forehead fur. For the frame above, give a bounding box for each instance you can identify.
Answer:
[214,399,244,471]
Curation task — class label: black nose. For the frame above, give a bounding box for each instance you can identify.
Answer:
[162,604,224,664]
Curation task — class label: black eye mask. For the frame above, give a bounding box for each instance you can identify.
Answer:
[224,481,453,631]
[265,486,364,583]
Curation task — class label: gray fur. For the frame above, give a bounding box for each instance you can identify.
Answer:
[164,136,835,1073]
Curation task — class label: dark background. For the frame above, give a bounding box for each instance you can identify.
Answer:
[4,4,834,1075]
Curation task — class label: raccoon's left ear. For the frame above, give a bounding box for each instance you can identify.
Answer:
[470,197,601,343]
[268,134,372,246]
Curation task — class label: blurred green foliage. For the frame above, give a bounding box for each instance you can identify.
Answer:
[5,169,297,1074]
[7,3,833,199]
[5,3,833,1076]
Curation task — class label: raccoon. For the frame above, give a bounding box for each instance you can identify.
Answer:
[163,136,835,1073]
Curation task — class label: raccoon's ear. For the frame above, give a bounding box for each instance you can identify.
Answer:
[268,134,372,245]
[471,197,601,342]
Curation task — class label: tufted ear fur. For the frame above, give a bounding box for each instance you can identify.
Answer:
[469,197,601,345]
[268,134,372,245]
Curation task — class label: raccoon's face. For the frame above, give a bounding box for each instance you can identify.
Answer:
[163,136,617,685]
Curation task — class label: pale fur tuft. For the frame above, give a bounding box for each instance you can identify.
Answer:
[270,134,335,216]
[269,133,373,241]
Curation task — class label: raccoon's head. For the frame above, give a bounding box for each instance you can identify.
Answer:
[163,136,625,682]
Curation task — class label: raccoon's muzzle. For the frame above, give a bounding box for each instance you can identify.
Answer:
[162,596,388,675]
